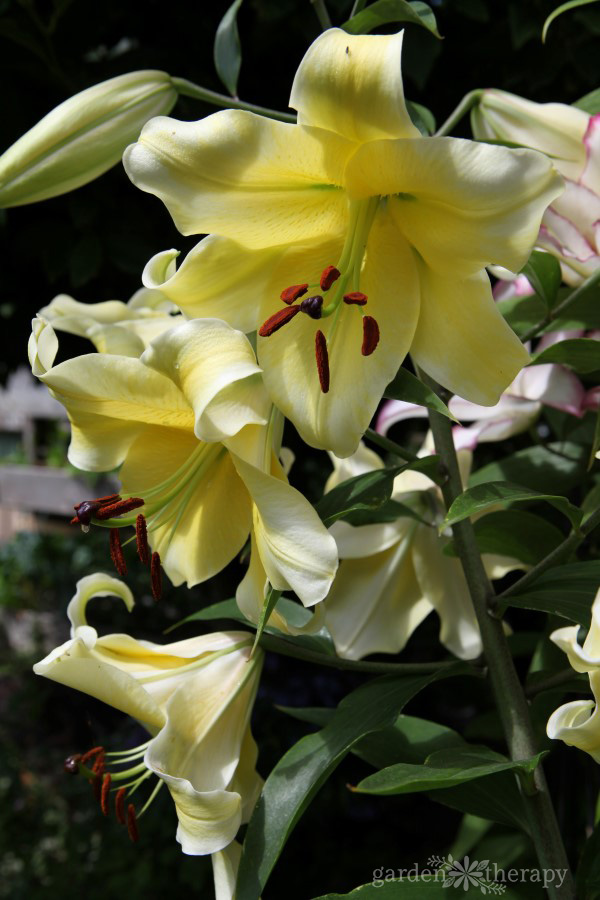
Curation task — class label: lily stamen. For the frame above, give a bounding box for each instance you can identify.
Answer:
[343,291,368,306]
[320,265,340,290]
[115,787,127,825]
[258,305,300,336]
[362,316,380,356]
[280,283,308,303]
[101,773,112,816]
[299,295,323,319]
[127,804,139,843]
[96,497,145,520]
[136,514,150,565]
[151,552,162,601]
[315,330,330,393]
[109,528,127,576]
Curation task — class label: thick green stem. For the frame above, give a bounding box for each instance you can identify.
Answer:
[172,77,295,122]
[423,377,574,899]
[310,0,332,29]
[499,505,600,601]
[434,89,484,136]
[258,633,467,675]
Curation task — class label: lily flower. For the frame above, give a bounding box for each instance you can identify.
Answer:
[377,358,586,451]
[472,90,600,285]
[322,441,520,660]
[33,572,263,883]
[547,589,600,762]
[123,28,562,457]
[38,288,182,357]
[29,316,337,604]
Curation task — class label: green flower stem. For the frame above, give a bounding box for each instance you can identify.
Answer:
[257,633,468,676]
[365,427,418,462]
[433,89,484,137]
[310,0,333,29]
[172,77,296,123]
[422,373,574,899]
[349,0,367,15]
[498,504,600,601]
[519,266,600,342]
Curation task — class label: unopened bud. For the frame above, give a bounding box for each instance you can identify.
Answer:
[0,71,177,207]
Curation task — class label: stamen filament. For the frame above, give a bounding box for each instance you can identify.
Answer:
[137,778,165,817]
[135,639,252,685]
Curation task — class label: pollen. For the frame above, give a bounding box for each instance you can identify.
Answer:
[259,305,301,337]
[100,773,112,816]
[320,265,340,291]
[315,330,330,393]
[343,292,368,306]
[127,804,140,843]
[151,552,162,601]
[136,514,150,565]
[109,528,127,577]
[96,497,145,520]
[361,316,380,356]
[280,283,308,304]
[115,788,127,825]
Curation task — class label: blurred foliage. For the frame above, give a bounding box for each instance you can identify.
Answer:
[1,0,599,896]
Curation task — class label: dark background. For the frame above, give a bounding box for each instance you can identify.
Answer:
[1,0,599,897]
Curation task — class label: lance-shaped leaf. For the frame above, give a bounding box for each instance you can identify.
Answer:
[520,249,561,311]
[214,0,244,97]
[531,338,600,374]
[384,366,457,421]
[499,561,600,627]
[235,667,469,899]
[342,0,442,38]
[442,481,582,531]
[443,510,564,566]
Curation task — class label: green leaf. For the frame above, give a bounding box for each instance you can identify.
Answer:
[442,482,582,531]
[520,250,561,310]
[589,406,600,470]
[498,284,600,335]
[433,773,531,832]
[384,366,457,421]
[445,510,564,566]
[542,0,600,42]
[352,747,545,795]
[531,338,600,374]
[406,99,436,135]
[576,818,600,898]
[312,878,529,899]
[315,465,404,526]
[236,667,468,900]
[213,0,244,97]
[252,585,281,652]
[342,0,442,37]
[573,86,600,113]
[469,442,588,494]
[499,561,600,626]
[342,497,430,527]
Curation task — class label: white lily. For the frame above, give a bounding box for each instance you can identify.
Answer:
[322,442,520,661]
[29,316,337,604]
[123,29,561,457]
[33,572,263,863]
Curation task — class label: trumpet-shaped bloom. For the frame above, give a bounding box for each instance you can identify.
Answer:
[473,90,600,285]
[33,572,263,865]
[123,29,561,457]
[322,442,520,660]
[29,316,337,602]
[38,288,181,357]
[547,589,600,762]
[377,358,585,450]
[0,71,177,207]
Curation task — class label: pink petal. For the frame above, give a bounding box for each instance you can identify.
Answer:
[375,398,428,435]
[581,114,600,197]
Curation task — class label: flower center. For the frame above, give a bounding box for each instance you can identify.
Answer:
[258,197,381,393]
[71,443,226,592]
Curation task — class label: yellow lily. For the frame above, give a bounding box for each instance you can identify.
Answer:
[323,441,519,660]
[33,572,263,867]
[124,28,562,457]
[29,316,338,602]
[38,288,181,357]
[547,589,600,762]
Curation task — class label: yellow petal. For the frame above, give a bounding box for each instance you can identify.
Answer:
[40,353,193,471]
[409,266,530,405]
[141,319,270,442]
[290,29,419,143]
[230,453,338,606]
[325,533,431,660]
[212,842,243,900]
[66,572,134,631]
[258,211,420,456]
[120,428,252,587]
[28,317,58,377]
[547,671,600,762]
[550,588,600,673]
[123,110,352,247]
[346,136,564,277]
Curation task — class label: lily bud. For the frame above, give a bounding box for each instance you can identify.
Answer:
[0,70,177,207]
[471,89,589,181]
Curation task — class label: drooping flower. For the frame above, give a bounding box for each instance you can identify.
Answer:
[38,288,182,357]
[377,357,586,450]
[547,588,600,762]
[0,71,177,207]
[123,28,561,457]
[33,572,263,892]
[29,316,337,605]
[472,90,599,285]
[322,441,521,661]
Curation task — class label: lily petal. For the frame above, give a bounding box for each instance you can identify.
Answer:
[409,267,530,405]
[66,572,134,632]
[547,673,600,762]
[28,317,58,376]
[123,110,353,247]
[290,29,419,143]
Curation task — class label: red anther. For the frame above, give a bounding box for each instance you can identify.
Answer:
[100,773,112,816]
[109,529,127,577]
[320,265,340,291]
[127,804,140,843]
[343,292,368,306]
[151,552,162,601]
[64,754,82,775]
[96,494,121,506]
[96,497,145,520]
[92,773,102,801]
[361,316,380,356]
[80,746,104,765]
[258,305,301,337]
[91,752,105,777]
[136,514,150,565]
[280,283,308,304]
[115,788,127,825]
[315,330,330,394]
